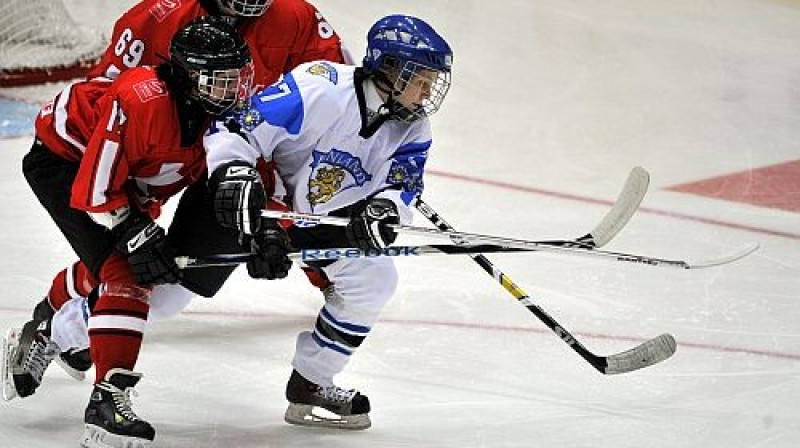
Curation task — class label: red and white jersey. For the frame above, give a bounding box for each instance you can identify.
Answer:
[87,0,347,90]
[35,67,206,215]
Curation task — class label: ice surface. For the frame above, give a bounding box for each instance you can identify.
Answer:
[0,0,798,447]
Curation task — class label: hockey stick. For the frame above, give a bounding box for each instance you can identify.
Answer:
[260,165,649,250]
[175,244,538,268]
[260,209,758,270]
[175,240,756,269]
[414,196,677,375]
[536,166,650,248]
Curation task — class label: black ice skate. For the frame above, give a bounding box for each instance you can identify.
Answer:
[284,369,371,430]
[81,368,155,448]
[1,317,59,401]
[32,298,93,381]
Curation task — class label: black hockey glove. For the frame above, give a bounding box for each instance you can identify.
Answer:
[346,197,400,250]
[113,214,181,285]
[245,218,293,280]
[209,161,267,236]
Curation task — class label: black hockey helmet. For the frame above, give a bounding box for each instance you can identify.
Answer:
[169,16,253,114]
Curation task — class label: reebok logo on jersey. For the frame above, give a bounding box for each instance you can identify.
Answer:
[133,80,168,103]
[40,101,54,117]
[149,0,181,22]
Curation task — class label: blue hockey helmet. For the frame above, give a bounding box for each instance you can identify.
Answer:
[363,15,453,121]
[363,15,453,74]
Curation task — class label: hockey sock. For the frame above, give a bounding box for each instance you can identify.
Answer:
[47,261,98,310]
[88,283,150,383]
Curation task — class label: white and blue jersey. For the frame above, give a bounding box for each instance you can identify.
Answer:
[205,61,432,224]
[204,61,438,387]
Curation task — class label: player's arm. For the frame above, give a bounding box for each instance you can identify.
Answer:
[205,115,292,280]
[71,97,132,214]
[346,134,432,250]
[71,96,180,284]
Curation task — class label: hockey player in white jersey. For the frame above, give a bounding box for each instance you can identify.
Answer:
[205,14,453,429]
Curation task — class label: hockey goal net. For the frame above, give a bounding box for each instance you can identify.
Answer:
[0,0,109,87]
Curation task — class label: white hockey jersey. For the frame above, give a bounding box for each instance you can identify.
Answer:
[205,61,433,224]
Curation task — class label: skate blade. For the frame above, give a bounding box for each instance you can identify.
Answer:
[81,424,153,448]
[55,356,87,381]
[284,403,371,430]
[1,328,21,401]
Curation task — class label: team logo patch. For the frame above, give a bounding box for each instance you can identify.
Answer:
[238,108,263,131]
[387,153,426,195]
[307,149,372,207]
[132,80,168,103]
[387,164,422,194]
[306,62,338,85]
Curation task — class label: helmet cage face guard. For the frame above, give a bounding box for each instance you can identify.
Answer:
[192,60,254,115]
[223,0,272,17]
[379,57,451,122]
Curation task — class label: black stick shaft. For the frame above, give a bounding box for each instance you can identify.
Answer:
[414,198,609,373]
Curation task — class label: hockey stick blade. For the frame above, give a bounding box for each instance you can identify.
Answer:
[601,333,677,375]
[685,243,760,269]
[415,199,677,375]
[579,166,649,247]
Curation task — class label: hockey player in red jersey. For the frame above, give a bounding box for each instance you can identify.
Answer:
[18,0,346,386]
[0,17,285,448]
[89,0,349,90]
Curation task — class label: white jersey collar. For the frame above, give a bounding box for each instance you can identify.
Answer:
[363,78,387,116]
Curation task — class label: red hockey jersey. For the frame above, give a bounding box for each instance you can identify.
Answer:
[35,67,206,215]
[88,0,346,91]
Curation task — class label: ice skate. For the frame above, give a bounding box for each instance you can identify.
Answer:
[80,368,154,448]
[33,298,92,381]
[55,348,92,381]
[284,369,371,430]
[1,318,60,401]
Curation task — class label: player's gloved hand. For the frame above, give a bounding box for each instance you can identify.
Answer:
[209,161,267,235]
[346,197,400,250]
[113,213,181,285]
[245,218,293,280]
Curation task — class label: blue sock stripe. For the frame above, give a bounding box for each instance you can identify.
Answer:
[315,316,365,348]
[311,331,354,356]
[320,307,371,335]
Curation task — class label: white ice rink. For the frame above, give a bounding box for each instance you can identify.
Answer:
[1,0,799,447]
